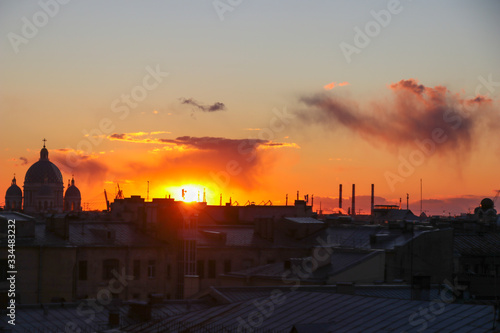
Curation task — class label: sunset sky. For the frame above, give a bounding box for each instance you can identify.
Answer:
[1,0,499,215]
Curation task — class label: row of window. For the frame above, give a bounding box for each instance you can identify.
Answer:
[78,259,169,281]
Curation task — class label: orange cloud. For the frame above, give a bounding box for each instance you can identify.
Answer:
[300,79,498,158]
[324,81,350,90]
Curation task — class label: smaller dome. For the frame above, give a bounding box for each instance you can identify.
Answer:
[6,176,22,197]
[65,177,81,198]
[480,198,494,210]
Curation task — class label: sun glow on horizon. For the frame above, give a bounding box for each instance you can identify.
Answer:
[165,184,208,203]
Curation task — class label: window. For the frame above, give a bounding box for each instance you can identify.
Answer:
[133,260,141,280]
[148,260,156,278]
[102,259,119,280]
[208,260,216,279]
[78,261,88,281]
[224,260,231,273]
[197,260,204,278]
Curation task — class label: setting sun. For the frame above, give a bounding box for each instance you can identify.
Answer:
[166,185,207,203]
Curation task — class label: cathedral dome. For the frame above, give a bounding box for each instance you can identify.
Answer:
[24,145,63,184]
[65,178,81,198]
[6,176,22,197]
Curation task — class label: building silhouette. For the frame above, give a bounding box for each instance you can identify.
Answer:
[3,140,81,213]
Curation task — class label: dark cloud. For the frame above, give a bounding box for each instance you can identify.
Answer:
[159,136,267,150]
[19,157,28,165]
[109,133,126,140]
[179,98,226,112]
[297,79,498,157]
[121,136,296,190]
[52,151,108,186]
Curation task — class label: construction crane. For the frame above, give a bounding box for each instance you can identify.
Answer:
[104,190,110,211]
[494,190,500,205]
[116,183,124,200]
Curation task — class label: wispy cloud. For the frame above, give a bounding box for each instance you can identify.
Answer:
[108,131,172,144]
[299,79,498,158]
[324,81,350,90]
[52,150,109,186]
[179,98,226,112]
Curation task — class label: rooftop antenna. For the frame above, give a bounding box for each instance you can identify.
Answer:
[286,193,288,206]
[203,188,206,203]
[493,190,500,205]
[297,190,299,201]
[220,194,222,206]
[43,138,47,148]
[147,181,150,202]
[407,193,409,210]
[420,179,423,214]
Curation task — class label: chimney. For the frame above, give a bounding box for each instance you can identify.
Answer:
[371,184,375,216]
[352,184,356,216]
[339,184,342,211]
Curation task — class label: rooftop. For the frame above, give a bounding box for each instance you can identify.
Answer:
[122,290,494,332]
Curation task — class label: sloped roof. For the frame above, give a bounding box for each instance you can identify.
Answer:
[0,300,211,332]
[454,232,500,256]
[121,291,494,332]
[301,225,428,250]
[285,217,324,224]
[225,250,383,282]
[205,285,442,304]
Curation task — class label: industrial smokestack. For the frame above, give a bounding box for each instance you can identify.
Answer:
[352,184,356,216]
[371,184,374,216]
[339,184,343,210]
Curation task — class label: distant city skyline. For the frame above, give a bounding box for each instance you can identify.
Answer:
[1,0,499,215]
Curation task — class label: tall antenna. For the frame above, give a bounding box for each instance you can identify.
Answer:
[407,193,409,210]
[147,181,150,202]
[420,179,423,214]
[203,188,206,203]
